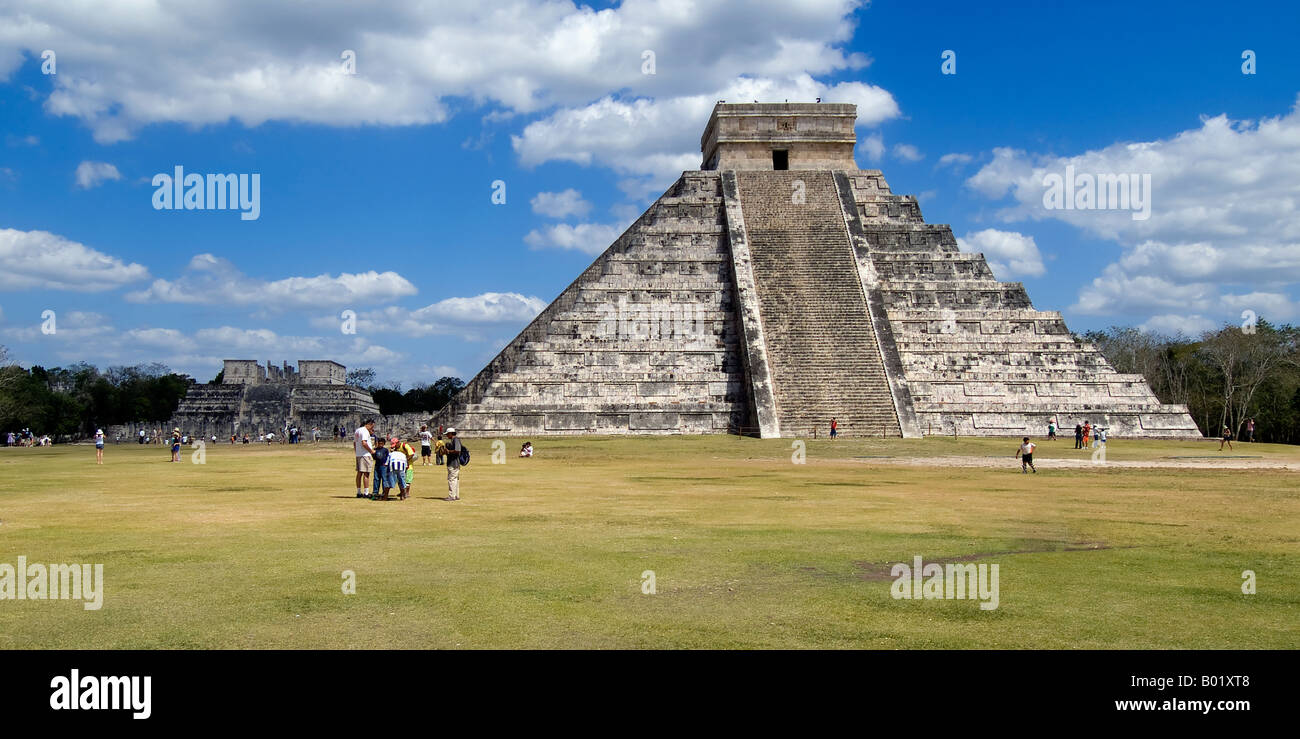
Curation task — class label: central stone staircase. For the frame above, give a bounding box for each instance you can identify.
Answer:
[734,170,901,437]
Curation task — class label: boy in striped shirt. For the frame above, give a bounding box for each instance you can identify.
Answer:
[387,437,413,501]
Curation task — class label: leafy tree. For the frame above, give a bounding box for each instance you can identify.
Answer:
[346,367,376,387]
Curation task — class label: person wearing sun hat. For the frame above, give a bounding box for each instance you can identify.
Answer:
[443,428,463,501]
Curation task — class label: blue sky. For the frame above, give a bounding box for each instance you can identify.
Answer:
[1,0,1298,387]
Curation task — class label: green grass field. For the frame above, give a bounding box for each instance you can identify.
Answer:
[1,435,1296,649]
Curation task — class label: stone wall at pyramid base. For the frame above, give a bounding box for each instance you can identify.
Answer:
[917,408,1201,438]
[442,407,740,436]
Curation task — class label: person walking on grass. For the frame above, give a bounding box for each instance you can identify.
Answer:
[1047,416,1057,440]
[443,428,464,501]
[1016,437,1037,473]
[170,428,182,463]
[94,428,105,465]
[354,418,376,498]
[1219,426,1233,452]
[1246,418,1255,443]
[830,418,838,439]
[1074,423,1083,449]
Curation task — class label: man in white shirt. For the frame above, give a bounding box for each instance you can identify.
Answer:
[354,419,376,498]
[419,424,433,466]
[1016,437,1037,473]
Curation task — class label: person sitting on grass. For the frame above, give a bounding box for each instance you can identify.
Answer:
[371,437,391,500]
[520,441,533,458]
[1219,426,1233,452]
[1016,436,1037,473]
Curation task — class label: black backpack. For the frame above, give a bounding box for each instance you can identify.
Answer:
[458,445,470,466]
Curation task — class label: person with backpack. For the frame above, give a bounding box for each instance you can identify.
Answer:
[443,428,466,501]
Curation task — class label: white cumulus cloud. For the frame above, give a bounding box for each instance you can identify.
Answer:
[524,222,626,255]
[327,292,548,339]
[0,0,885,143]
[74,160,121,189]
[957,229,1045,279]
[512,75,899,197]
[892,143,922,162]
[937,152,973,169]
[531,189,592,219]
[127,254,416,310]
[0,228,149,290]
[965,96,1300,327]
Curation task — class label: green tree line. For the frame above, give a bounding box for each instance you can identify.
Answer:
[1084,319,1300,444]
[0,358,192,437]
[0,349,466,437]
[4,327,1296,442]
[350,370,466,416]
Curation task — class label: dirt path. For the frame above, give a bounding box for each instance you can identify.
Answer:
[859,454,1300,471]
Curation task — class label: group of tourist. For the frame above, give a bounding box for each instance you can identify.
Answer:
[354,421,464,501]
[1036,417,1108,450]
[1018,424,1105,473]
[1065,420,1107,450]
[5,429,51,447]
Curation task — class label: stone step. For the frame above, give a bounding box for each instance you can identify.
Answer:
[734,170,901,436]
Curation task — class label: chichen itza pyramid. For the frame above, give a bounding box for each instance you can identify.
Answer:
[433,102,1200,438]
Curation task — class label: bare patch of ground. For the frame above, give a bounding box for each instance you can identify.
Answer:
[853,540,1120,581]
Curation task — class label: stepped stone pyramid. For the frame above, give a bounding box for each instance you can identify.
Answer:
[172,359,379,436]
[434,103,1200,438]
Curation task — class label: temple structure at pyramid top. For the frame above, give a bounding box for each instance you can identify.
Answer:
[701,102,859,170]
[434,102,1200,439]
